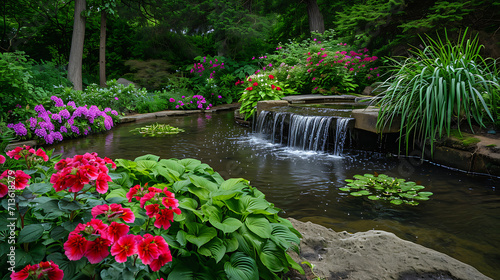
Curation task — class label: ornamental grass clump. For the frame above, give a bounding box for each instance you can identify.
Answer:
[375,29,499,157]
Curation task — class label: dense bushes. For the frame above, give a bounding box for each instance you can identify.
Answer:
[0,151,302,279]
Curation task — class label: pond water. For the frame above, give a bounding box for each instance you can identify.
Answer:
[49,111,500,279]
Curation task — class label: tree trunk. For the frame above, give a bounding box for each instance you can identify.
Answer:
[67,0,86,91]
[99,9,107,87]
[306,0,324,34]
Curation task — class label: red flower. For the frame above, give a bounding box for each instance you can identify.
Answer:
[95,172,111,194]
[150,252,172,272]
[85,237,111,264]
[126,184,143,202]
[137,235,160,265]
[1,170,31,190]
[246,87,253,91]
[154,209,177,230]
[252,82,258,86]
[276,87,282,91]
[145,204,160,218]
[0,183,7,198]
[6,146,24,160]
[271,85,276,90]
[64,234,88,261]
[11,261,63,280]
[268,74,274,79]
[104,222,129,243]
[0,155,5,164]
[162,190,179,208]
[111,235,137,263]
[35,149,49,161]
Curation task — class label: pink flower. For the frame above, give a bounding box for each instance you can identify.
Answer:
[64,234,88,261]
[246,87,253,91]
[0,155,5,164]
[169,98,175,102]
[114,97,119,100]
[85,237,111,264]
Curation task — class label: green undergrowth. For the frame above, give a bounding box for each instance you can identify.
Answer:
[108,155,304,279]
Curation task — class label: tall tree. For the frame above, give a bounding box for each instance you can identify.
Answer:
[99,8,106,87]
[306,0,324,33]
[68,0,86,90]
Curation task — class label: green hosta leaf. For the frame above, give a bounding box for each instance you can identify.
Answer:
[259,239,287,272]
[239,196,271,215]
[28,183,53,194]
[225,235,239,253]
[134,154,160,162]
[154,165,180,183]
[179,158,202,171]
[18,224,44,243]
[189,175,218,193]
[159,159,185,176]
[210,216,243,234]
[186,224,217,248]
[270,223,300,249]
[179,197,199,211]
[245,216,272,239]
[172,180,191,193]
[199,237,226,263]
[224,252,259,280]
[220,178,248,191]
[168,263,198,280]
[106,188,128,201]
[188,186,211,202]
[212,189,240,201]
[136,160,158,171]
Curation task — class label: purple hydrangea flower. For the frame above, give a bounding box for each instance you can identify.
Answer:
[51,131,63,142]
[44,133,54,144]
[50,96,65,107]
[71,125,80,135]
[60,126,68,133]
[29,117,38,128]
[67,101,76,108]
[67,118,74,125]
[59,109,70,119]
[35,128,47,138]
[34,104,46,113]
[51,113,62,123]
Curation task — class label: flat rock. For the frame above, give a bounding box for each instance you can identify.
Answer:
[287,218,491,280]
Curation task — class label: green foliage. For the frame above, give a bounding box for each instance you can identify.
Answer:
[60,79,148,113]
[238,74,287,120]
[340,173,433,206]
[0,52,48,122]
[123,59,184,90]
[111,155,302,279]
[375,29,499,157]
[130,123,185,137]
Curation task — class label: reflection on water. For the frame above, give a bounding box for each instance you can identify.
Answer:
[48,111,500,279]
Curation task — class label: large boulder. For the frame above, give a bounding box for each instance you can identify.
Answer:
[287,218,491,280]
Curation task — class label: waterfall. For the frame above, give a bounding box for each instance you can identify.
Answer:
[254,110,353,156]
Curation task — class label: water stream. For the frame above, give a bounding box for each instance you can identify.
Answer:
[48,111,500,279]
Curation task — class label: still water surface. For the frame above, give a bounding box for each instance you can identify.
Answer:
[49,111,500,279]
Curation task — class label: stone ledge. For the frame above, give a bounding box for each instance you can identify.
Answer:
[352,107,400,134]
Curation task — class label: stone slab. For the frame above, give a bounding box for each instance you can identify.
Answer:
[256,100,289,115]
[351,107,400,134]
[5,140,39,151]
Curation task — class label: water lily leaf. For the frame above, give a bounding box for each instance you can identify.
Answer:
[339,187,351,191]
[367,195,380,200]
[418,191,433,197]
[350,190,370,196]
[390,199,403,205]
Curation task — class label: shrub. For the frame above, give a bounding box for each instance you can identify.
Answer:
[374,29,499,157]
[238,74,288,120]
[109,155,303,279]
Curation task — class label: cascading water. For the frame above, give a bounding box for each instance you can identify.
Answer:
[254,110,353,156]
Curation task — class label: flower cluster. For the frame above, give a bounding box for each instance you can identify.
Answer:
[8,96,118,144]
[64,204,172,271]
[6,145,48,168]
[10,260,63,280]
[0,169,31,198]
[245,74,282,92]
[50,153,115,194]
[169,95,212,110]
[127,184,181,230]
[190,57,225,79]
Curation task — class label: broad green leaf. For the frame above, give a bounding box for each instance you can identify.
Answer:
[224,252,259,280]
[259,239,287,272]
[58,199,83,212]
[154,165,180,183]
[245,216,272,239]
[105,188,128,200]
[28,183,53,194]
[136,160,158,171]
[179,197,199,211]
[134,154,160,162]
[186,224,217,248]
[30,243,46,263]
[188,185,211,201]
[239,196,270,214]
[199,237,226,263]
[18,224,44,243]
[219,178,248,191]
[210,215,243,234]
[159,159,186,175]
[189,175,218,193]
[179,158,202,171]
[172,180,191,193]
[50,226,69,240]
